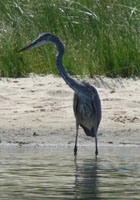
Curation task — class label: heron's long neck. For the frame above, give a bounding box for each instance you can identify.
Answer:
[51,36,90,99]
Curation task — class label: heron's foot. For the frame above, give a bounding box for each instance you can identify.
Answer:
[74,145,77,156]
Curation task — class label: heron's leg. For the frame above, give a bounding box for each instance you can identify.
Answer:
[93,121,98,156]
[95,135,98,156]
[74,121,79,155]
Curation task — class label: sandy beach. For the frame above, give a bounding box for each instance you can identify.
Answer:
[0,74,139,148]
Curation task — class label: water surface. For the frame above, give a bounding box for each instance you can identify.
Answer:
[0,145,140,199]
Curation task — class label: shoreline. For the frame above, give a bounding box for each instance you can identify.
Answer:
[0,74,139,148]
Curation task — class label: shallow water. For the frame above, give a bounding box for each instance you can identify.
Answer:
[0,145,140,199]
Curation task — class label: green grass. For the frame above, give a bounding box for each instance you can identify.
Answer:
[0,0,140,77]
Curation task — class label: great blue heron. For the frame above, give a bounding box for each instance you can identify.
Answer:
[18,33,102,156]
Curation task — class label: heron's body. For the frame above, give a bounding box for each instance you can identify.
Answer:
[73,81,101,138]
[18,33,102,156]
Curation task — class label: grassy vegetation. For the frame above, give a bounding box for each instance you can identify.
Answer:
[0,0,140,77]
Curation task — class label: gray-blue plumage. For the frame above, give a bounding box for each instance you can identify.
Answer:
[18,33,102,156]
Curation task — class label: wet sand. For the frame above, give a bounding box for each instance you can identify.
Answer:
[0,74,139,147]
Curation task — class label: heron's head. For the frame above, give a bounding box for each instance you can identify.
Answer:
[17,33,53,53]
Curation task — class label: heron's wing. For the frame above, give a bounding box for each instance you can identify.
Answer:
[91,93,97,114]
[92,92,102,129]
[91,93,100,130]
[73,93,79,117]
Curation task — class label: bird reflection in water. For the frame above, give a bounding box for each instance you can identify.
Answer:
[74,157,100,199]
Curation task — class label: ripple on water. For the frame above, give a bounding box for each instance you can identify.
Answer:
[0,146,139,199]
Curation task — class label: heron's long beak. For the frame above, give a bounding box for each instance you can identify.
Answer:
[17,38,46,53]
[17,42,36,53]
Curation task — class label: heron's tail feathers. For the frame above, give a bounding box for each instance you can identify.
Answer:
[80,125,95,137]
